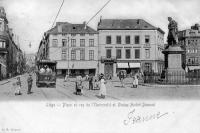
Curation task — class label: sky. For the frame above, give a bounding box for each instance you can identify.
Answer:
[1,0,200,54]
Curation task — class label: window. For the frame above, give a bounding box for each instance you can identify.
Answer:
[145,49,150,58]
[52,39,58,47]
[61,49,67,60]
[125,49,131,59]
[188,40,191,45]
[89,39,94,47]
[89,34,94,36]
[62,39,67,47]
[125,36,130,44]
[116,36,121,44]
[135,49,140,59]
[80,33,85,36]
[89,50,94,60]
[106,49,112,58]
[106,36,111,44]
[80,39,85,47]
[145,63,152,72]
[71,39,76,47]
[0,21,4,31]
[116,49,122,59]
[71,50,76,60]
[145,35,150,44]
[80,50,85,60]
[135,35,140,44]
[71,33,76,36]
[0,41,6,48]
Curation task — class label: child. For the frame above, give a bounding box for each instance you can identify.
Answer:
[14,77,22,95]
[133,75,139,88]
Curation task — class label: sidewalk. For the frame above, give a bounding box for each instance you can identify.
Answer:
[0,74,27,85]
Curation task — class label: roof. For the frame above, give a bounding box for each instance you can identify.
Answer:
[97,19,165,34]
[47,22,98,34]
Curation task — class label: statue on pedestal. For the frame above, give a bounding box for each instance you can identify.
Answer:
[167,17,178,46]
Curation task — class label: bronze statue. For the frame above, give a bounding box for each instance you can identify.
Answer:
[167,17,178,46]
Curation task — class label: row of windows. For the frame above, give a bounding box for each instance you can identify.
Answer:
[106,49,150,59]
[0,41,6,48]
[188,40,200,45]
[52,39,95,47]
[188,57,199,64]
[61,33,94,36]
[106,35,150,44]
[61,50,94,60]
[187,49,198,53]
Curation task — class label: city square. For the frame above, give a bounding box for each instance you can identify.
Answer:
[1,74,200,101]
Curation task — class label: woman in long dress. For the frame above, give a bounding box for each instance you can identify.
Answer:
[99,74,107,98]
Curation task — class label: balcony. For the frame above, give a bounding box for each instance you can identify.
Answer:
[143,43,151,48]
[101,56,116,63]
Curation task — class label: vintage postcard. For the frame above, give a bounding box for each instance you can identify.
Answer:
[0,0,200,132]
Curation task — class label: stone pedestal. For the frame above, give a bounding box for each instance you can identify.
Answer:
[162,46,185,83]
[162,46,185,72]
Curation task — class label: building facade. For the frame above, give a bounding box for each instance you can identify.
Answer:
[179,24,200,71]
[97,19,165,77]
[0,7,24,79]
[37,22,98,76]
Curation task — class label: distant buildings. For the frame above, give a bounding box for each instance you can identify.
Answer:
[0,7,25,79]
[25,53,36,67]
[179,23,200,71]
[97,19,165,77]
[37,22,98,76]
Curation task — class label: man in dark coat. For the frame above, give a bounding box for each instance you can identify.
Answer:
[88,75,93,90]
[27,74,33,94]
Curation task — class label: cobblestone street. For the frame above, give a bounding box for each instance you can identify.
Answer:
[1,74,200,101]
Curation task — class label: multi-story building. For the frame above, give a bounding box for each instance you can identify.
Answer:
[179,23,200,71]
[0,7,24,79]
[37,22,98,76]
[97,19,165,77]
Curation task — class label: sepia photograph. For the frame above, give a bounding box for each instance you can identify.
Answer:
[0,0,200,132]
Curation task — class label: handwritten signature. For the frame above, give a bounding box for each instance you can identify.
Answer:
[124,109,168,125]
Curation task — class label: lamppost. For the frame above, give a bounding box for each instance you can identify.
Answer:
[67,37,70,76]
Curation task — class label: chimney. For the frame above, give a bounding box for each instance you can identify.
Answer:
[137,19,140,25]
[83,21,87,29]
[58,24,62,33]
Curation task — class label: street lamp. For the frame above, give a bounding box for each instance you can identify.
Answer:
[67,37,70,76]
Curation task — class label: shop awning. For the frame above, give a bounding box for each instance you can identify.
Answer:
[117,63,129,68]
[188,66,200,70]
[129,63,140,68]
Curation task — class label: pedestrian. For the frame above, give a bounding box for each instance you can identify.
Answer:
[99,73,107,99]
[14,77,22,95]
[132,74,139,88]
[119,70,126,87]
[27,74,33,94]
[64,74,69,82]
[94,77,100,90]
[88,74,93,90]
[75,75,83,95]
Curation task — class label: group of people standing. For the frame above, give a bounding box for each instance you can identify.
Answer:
[13,73,33,96]
[118,70,142,88]
[75,73,107,99]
